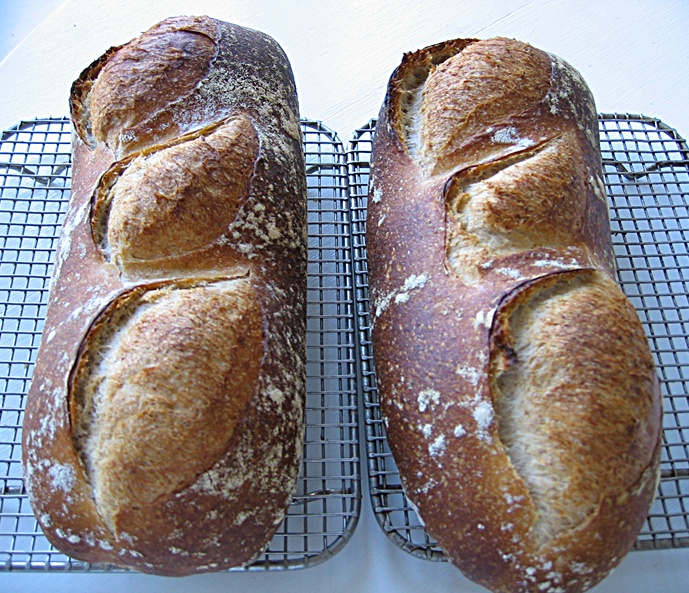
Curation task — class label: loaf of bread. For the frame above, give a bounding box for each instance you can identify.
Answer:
[367,37,662,593]
[22,15,307,575]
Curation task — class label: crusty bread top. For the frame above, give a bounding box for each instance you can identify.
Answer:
[70,277,263,535]
[23,15,307,575]
[368,37,662,593]
[70,15,303,159]
[389,37,602,176]
[90,114,259,280]
[72,16,218,154]
[90,19,216,152]
[420,38,552,175]
[445,130,592,284]
[491,270,660,547]
[381,37,616,284]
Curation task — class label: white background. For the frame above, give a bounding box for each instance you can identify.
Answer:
[1,1,688,592]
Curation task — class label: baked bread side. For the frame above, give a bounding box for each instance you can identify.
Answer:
[22,15,307,576]
[368,37,661,593]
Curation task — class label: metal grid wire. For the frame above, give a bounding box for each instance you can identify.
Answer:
[348,114,689,560]
[0,117,360,571]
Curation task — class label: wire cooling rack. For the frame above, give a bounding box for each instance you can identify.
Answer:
[348,114,689,560]
[0,117,360,571]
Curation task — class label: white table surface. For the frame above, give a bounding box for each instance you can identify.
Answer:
[2,1,688,592]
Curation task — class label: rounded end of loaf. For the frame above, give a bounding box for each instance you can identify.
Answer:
[385,37,475,162]
[71,16,219,155]
[485,269,661,592]
[381,269,662,593]
[419,37,551,175]
[382,36,601,179]
[70,15,303,159]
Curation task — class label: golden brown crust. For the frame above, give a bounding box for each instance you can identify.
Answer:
[23,15,306,576]
[368,37,662,593]
[81,16,219,155]
[421,38,552,175]
[69,277,264,534]
[93,114,259,272]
